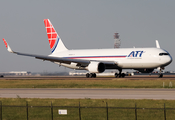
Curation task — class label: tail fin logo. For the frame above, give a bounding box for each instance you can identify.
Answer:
[44,19,59,53]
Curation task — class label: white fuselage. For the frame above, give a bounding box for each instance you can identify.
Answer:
[50,47,172,70]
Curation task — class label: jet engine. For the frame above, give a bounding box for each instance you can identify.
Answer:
[136,69,154,73]
[87,61,105,73]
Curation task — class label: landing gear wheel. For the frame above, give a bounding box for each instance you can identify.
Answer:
[121,73,125,78]
[115,73,118,78]
[159,73,163,78]
[92,73,96,78]
[89,73,93,78]
[86,73,90,78]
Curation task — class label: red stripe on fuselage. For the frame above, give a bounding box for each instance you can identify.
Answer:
[66,56,126,59]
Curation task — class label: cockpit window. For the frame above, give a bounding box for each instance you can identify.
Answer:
[159,53,169,56]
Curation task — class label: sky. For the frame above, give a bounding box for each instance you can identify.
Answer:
[0,0,174,73]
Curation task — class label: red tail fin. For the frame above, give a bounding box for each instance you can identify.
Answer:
[44,19,67,53]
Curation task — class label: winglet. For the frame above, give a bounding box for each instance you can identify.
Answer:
[155,40,160,48]
[2,38,14,53]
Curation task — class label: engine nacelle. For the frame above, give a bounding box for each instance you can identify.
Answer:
[136,69,154,73]
[87,61,105,73]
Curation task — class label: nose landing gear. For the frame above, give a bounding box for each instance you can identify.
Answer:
[158,67,164,78]
[159,73,163,78]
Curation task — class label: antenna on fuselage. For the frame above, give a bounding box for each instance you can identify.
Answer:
[156,40,160,48]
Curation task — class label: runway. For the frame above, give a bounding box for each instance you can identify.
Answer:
[1,74,175,80]
[0,88,175,100]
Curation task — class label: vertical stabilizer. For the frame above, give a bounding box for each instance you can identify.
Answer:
[156,40,160,48]
[44,19,68,54]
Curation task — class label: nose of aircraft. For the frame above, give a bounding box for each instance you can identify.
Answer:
[159,53,172,67]
[164,55,172,66]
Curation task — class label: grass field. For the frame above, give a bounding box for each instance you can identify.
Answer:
[0,78,175,88]
[1,98,175,120]
[0,78,175,119]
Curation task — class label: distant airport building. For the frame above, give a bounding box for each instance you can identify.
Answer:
[69,71,131,76]
[0,71,31,76]
[114,33,121,48]
[69,71,86,76]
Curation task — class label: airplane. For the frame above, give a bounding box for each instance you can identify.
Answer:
[2,19,172,78]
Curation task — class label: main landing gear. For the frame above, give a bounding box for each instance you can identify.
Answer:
[115,73,125,78]
[115,69,125,78]
[86,73,96,78]
[86,69,126,78]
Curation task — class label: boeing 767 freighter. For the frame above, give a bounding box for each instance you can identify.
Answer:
[2,19,172,78]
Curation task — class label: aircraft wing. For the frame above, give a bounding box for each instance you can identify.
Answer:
[16,52,91,66]
[2,38,116,67]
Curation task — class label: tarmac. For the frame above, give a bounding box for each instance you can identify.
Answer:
[0,88,175,100]
[0,75,175,100]
[0,74,175,80]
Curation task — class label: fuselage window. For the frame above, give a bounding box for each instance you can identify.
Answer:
[159,53,169,56]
